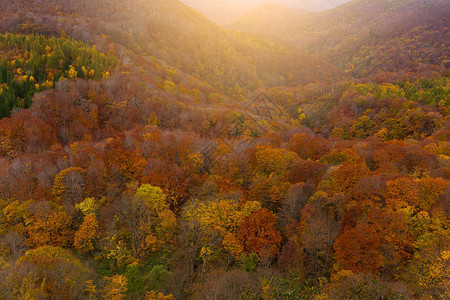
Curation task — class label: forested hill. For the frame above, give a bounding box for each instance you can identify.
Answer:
[179,0,255,25]
[230,0,450,78]
[0,0,348,96]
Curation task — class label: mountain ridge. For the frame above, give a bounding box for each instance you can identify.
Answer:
[230,0,450,77]
[180,0,352,25]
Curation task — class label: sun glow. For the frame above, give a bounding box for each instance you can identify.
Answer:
[180,0,351,24]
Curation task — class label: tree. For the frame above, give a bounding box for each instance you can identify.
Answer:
[25,208,74,248]
[74,213,99,254]
[237,209,282,262]
[248,174,290,213]
[6,246,93,299]
[76,197,100,216]
[126,184,176,257]
[287,134,330,160]
[253,146,298,176]
[418,177,449,211]
[327,162,370,196]
[321,273,402,300]
[334,223,383,273]
[279,181,315,227]
[386,177,420,212]
[102,274,127,300]
[145,290,175,300]
[52,167,86,206]
[105,140,146,183]
[287,159,327,185]
[183,198,262,259]
[416,249,450,299]
[334,208,413,275]
[297,192,342,278]
[134,184,168,215]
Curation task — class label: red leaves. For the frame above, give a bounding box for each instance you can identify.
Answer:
[334,207,414,274]
[288,133,330,161]
[237,209,282,261]
[104,139,146,181]
[328,162,370,195]
[334,223,383,273]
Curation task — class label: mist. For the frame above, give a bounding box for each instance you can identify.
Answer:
[180,0,352,24]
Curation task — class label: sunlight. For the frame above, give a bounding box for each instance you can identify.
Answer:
[180,0,352,24]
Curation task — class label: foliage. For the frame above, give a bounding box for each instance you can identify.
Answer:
[0,33,117,117]
[102,274,128,300]
[74,213,99,253]
[0,1,447,299]
[237,209,282,261]
[4,246,93,299]
[242,252,259,272]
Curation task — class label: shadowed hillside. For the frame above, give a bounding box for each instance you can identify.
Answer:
[231,0,450,77]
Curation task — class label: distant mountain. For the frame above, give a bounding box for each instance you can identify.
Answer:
[179,0,352,24]
[274,0,351,11]
[180,0,254,25]
[231,0,450,77]
[230,3,310,38]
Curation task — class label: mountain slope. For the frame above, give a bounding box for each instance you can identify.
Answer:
[0,0,349,97]
[231,0,450,77]
[179,0,254,25]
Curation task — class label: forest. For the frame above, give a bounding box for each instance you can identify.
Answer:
[0,0,448,299]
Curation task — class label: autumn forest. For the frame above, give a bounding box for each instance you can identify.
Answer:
[0,0,449,299]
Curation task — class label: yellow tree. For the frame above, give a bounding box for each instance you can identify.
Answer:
[184,199,262,259]
[102,275,127,300]
[8,246,93,299]
[254,146,298,176]
[145,291,175,300]
[76,197,100,216]
[417,250,450,298]
[52,167,86,205]
[128,185,176,257]
[74,214,99,254]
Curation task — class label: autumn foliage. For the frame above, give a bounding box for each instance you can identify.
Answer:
[0,0,448,299]
[237,209,282,261]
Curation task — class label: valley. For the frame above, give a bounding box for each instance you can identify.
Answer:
[0,0,448,299]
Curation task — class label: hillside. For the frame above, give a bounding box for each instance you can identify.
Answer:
[180,0,254,25]
[0,34,118,118]
[231,0,450,77]
[0,0,348,97]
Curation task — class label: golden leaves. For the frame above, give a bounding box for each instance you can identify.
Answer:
[102,275,127,300]
[74,214,99,253]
